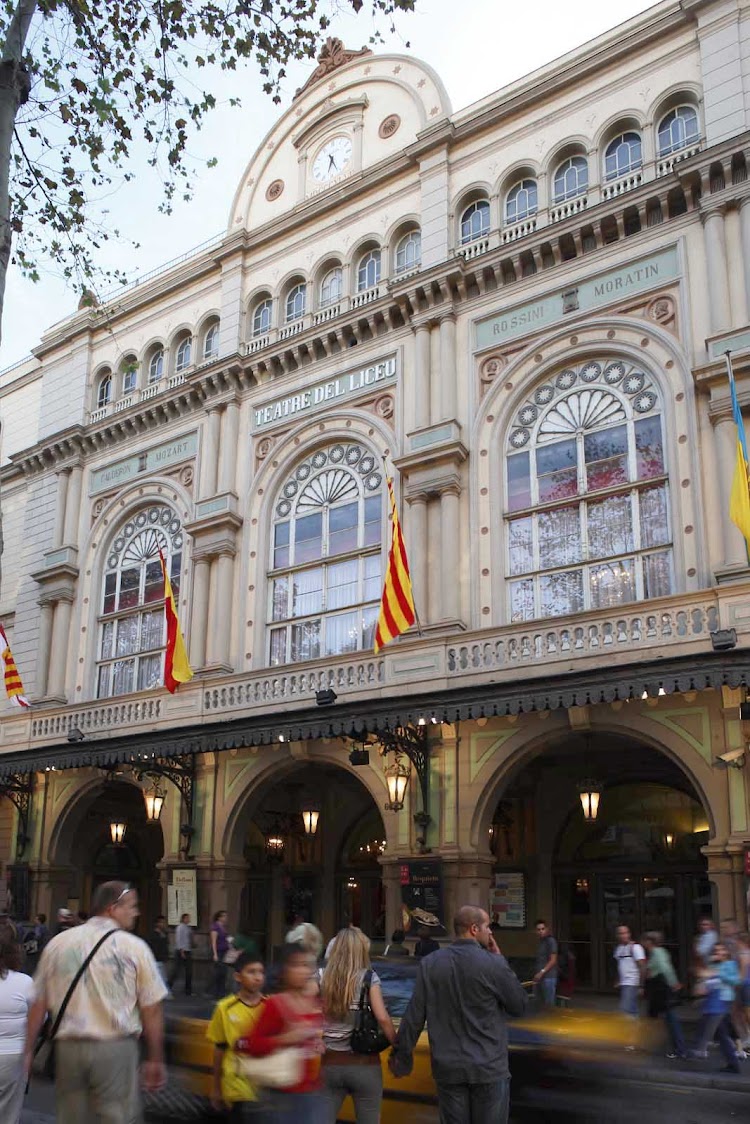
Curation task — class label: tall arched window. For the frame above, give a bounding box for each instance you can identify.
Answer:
[394,230,421,274]
[505,179,538,225]
[460,200,490,245]
[148,348,164,384]
[657,106,699,156]
[175,336,192,372]
[320,268,343,307]
[96,506,184,697]
[252,298,273,337]
[604,132,642,181]
[356,250,381,292]
[203,321,220,359]
[96,372,112,409]
[121,356,138,396]
[268,444,383,666]
[285,283,306,323]
[553,157,589,203]
[504,359,671,622]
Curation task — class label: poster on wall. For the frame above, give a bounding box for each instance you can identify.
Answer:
[400,860,447,936]
[490,872,526,929]
[167,867,197,927]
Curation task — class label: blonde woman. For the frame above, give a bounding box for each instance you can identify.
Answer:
[321,927,395,1124]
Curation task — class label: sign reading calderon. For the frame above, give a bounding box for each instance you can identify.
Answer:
[253,355,397,431]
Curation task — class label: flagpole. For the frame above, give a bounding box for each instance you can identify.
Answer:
[381,455,423,638]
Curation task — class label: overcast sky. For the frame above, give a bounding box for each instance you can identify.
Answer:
[0,0,659,370]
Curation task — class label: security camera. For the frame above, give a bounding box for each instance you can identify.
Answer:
[715,747,746,768]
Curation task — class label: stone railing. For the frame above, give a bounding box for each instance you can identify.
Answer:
[656,143,701,178]
[457,237,490,260]
[89,406,109,423]
[278,318,306,341]
[501,217,537,244]
[203,656,385,714]
[350,285,382,309]
[114,396,134,413]
[245,334,270,354]
[601,170,643,200]
[30,697,163,739]
[167,372,186,389]
[550,196,588,224]
[313,303,342,325]
[140,383,161,402]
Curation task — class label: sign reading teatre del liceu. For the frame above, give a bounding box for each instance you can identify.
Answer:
[253,355,397,431]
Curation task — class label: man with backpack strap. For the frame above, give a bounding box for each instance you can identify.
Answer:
[614,923,647,1046]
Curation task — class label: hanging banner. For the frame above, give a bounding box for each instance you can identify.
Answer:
[400,860,446,936]
[168,867,197,927]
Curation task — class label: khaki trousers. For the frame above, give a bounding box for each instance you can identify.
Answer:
[56,1037,141,1124]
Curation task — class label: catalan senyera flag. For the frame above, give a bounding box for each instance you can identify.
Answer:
[726,352,750,554]
[374,476,417,653]
[0,624,30,708]
[157,549,194,693]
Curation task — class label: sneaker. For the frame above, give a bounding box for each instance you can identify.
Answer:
[666,1052,686,1060]
[687,1049,708,1059]
[735,1049,747,1060]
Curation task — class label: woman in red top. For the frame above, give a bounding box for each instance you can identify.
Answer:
[243,942,325,1122]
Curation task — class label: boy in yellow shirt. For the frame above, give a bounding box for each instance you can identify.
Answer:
[207,950,266,1120]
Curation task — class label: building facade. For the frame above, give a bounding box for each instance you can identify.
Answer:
[1,0,750,983]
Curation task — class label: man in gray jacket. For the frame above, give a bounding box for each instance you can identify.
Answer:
[390,904,527,1124]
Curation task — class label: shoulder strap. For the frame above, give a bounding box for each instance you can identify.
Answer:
[43,928,117,1045]
[357,968,373,1010]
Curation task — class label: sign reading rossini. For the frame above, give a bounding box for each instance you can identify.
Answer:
[253,355,397,431]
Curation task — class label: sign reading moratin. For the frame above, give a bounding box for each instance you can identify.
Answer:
[252,355,397,431]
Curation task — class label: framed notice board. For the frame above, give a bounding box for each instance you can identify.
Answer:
[490,871,526,929]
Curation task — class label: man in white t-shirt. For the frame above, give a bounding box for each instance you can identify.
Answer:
[613,924,646,1025]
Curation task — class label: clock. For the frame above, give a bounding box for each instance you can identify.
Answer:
[312,135,353,183]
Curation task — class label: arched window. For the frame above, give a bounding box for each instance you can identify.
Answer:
[504,359,671,622]
[203,322,220,359]
[268,443,384,666]
[553,157,589,203]
[320,268,343,307]
[505,180,538,225]
[121,357,138,396]
[148,349,164,384]
[175,336,192,372]
[604,132,642,181]
[285,283,306,323]
[252,298,273,337]
[460,200,490,245]
[657,106,699,157]
[96,505,184,698]
[96,373,112,409]
[394,230,421,274]
[356,250,381,292]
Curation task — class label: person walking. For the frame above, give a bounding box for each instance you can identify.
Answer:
[206,950,267,1121]
[211,910,231,999]
[383,930,409,957]
[52,907,76,937]
[148,914,170,989]
[613,923,646,1045]
[320,927,395,1124]
[390,905,527,1124]
[532,919,558,1007]
[688,940,742,1073]
[22,913,49,978]
[169,912,194,997]
[0,928,34,1123]
[23,880,167,1124]
[694,918,718,968]
[642,931,685,1059]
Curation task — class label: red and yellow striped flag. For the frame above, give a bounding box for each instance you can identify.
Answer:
[0,624,30,708]
[374,477,416,653]
[158,550,194,693]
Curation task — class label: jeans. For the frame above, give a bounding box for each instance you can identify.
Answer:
[619,985,640,1017]
[535,976,557,1007]
[168,951,192,995]
[212,959,228,998]
[693,1012,740,1070]
[435,1077,511,1124]
[265,1089,326,1123]
[55,1038,140,1124]
[663,1006,686,1056]
[323,1060,382,1124]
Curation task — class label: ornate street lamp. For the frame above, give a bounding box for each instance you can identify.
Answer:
[578,780,601,822]
[143,778,166,823]
[110,821,126,845]
[384,756,411,812]
[265,833,285,861]
[301,805,320,836]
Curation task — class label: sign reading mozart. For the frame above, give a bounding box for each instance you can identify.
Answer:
[89,431,197,495]
[252,355,397,431]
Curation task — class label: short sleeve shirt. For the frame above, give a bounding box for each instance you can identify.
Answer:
[614,942,646,987]
[535,935,558,977]
[322,968,381,1052]
[206,994,266,1103]
[34,916,167,1040]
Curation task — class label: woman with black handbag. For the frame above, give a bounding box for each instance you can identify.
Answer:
[320,928,395,1124]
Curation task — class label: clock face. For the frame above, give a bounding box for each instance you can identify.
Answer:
[312,135,353,183]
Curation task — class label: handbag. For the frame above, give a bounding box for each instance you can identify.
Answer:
[232,1046,304,1088]
[32,928,117,1080]
[350,969,389,1055]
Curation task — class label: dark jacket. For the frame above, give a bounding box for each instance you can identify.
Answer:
[394,938,527,1084]
[149,927,169,963]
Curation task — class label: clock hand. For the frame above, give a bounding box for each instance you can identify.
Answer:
[328,153,337,172]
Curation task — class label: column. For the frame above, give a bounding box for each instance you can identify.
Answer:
[414,323,431,430]
[407,495,429,626]
[62,465,82,547]
[209,552,234,668]
[218,401,240,494]
[438,314,457,423]
[52,471,70,550]
[702,208,731,334]
[725,207,747,328]
[440,487,461,622]
[740,196,750,324]
[189,557,210,669]
[714,415,749,569]
[36,601,54,698]
[47,596,72,699]
[200,406,222,498]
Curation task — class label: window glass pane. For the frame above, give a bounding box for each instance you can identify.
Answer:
[361,606,379,650]
[144,560,163,603]
[97,664,111,699]
[363,495,381,546]
[103,573,117,615]
[272,577,289,622]
[643,551,672,599]
[100,621,114,660]
[584,425,628,490]
[587,494,634,559]
[118,568,140,610]
[508,517,533,575]
[507,452,531,511]
[325,610,359,656]
[639,486,670,548]
[170,552,182,598]
[510,579,535,622]
[537,439,577,502]
[270,628,287,666]
[635,416,665,479]
[327,559,358,610]
[116,616,139,656]
[294,513,322,564]
[540,570,584,617]
[539,506,582,568]
[292,620,320,662]
[589,558,636,609]
[140,611,163,651]
[137,654,162,691]
[274,522,290,569]
[363,554,382,602]
[112,659,135,696]
[329,502,358,556]
[292,569,323,617]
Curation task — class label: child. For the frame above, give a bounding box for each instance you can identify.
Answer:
[689,941,741,1073]
[206,950,267,1120]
